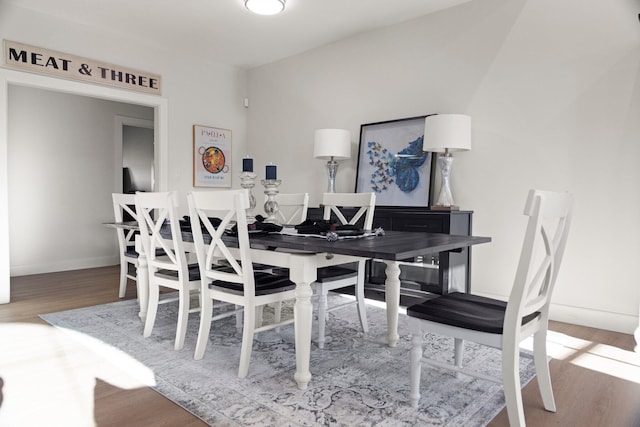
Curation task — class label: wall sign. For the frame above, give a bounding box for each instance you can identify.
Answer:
[2,40,162,95]
[193,125,232,188]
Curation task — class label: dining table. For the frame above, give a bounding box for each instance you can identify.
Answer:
[110,221,491,390]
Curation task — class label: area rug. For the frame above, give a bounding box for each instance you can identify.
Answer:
[40,295,536,426]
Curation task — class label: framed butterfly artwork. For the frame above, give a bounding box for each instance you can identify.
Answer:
[355,115,437,207]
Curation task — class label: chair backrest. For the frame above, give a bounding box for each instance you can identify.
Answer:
[505,189,573,332]
[112,193,137,252]
[188,189,257,297]
[322,192,376,230]
[135,191,190,280]
[272,192,309,224]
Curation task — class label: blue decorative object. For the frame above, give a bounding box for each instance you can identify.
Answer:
[366,136,428,194]
[242,157,253,172]
[265,164,277,180]
[393,136,429,193]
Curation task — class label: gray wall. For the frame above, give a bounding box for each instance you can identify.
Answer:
[123,124,154,192]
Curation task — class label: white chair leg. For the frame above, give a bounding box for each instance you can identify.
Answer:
[194,295,213,360]
[355,264,368,333]
[174,289,189,350]
[235,305,243,331]
[238,304,255,378]
[454,338,464,378]
[273,301,282,323]
[533,329,556,412]
[272,301,283,332]
[255,305,264,328]
[143,282,160,338]
[317,286,329,349]
[502,341,526,427]
[118,261,127,298]
[410,332,423,408]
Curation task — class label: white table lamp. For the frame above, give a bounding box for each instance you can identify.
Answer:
[314,129,351,193]
[422,114,471,210]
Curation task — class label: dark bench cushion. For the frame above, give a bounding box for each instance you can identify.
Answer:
[406,292,539,334]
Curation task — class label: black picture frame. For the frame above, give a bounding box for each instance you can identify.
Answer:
[355,115,436,207]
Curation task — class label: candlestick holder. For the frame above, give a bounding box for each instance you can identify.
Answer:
[240,172,257,222]
[261,179,282,224]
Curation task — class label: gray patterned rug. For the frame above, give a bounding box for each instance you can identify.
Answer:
[40,294,536,426]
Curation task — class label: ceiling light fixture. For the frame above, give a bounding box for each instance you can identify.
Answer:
[245,0,285,15]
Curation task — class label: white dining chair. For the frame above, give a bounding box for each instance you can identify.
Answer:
[407,189,573,427]
[271,192,309,225]
[263,192,309,324]
[188,189,297,378]
[315,192,376,349]
[111,193,138,298]
[135,191,201,351]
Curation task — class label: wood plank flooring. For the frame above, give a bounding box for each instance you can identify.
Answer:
[2,266,639,426]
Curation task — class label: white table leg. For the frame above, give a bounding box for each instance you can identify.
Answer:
[384,261,401,347]
[135,237,149,320]
[289,257,315,390]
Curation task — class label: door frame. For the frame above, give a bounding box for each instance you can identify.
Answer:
[0,68,169,303]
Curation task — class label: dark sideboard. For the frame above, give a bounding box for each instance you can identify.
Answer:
[306,206,474,300]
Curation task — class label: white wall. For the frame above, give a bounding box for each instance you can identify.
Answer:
[0,3,248,287]
[8,86,153,275]
[0,1,248,199]
[1,1,638,334]
[246,0,640,333]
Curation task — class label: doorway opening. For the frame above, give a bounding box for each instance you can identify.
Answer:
[115,116,155,194]
[0,68,168,303]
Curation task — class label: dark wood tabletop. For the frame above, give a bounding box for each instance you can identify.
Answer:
[174,228,489,260]
[244,230,491,260]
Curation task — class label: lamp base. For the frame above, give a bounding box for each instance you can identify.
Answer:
[325,160,339,193]
[430,205,460,211]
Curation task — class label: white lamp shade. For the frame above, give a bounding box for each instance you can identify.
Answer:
[423,114,471,153]
[313,129,352,160]
[245,0,285,15]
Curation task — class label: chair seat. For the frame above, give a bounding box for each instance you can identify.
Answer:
[406,292,539,334]
[156,263,201,281]
[210,272,295,296]
[125,247,167,258]
[316,265,357,283]
[270,265,357,283]
[124,247,139,258]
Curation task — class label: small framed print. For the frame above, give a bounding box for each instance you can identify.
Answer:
[193,124,232,188]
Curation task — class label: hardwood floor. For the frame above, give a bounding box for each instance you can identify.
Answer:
[2,266,639,426]
[3,266,207,427]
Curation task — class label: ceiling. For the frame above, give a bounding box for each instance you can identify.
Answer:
[4,0,471,69]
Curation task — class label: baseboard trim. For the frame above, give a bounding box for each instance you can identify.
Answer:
[10,256,119,277]
[475,291,638,335]
[550,303,638,335]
